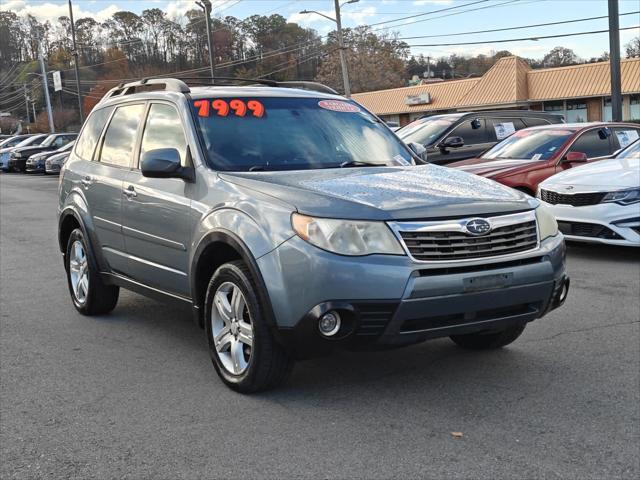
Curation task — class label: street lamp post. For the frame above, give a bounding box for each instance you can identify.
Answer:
[196,0,216,82]
[300,0,359,97]
[68,0,84,123]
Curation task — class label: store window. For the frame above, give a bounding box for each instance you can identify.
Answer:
[544,101,564,113]
[566,100,587,123]
[603,97,612,122]
[630,94,640,120]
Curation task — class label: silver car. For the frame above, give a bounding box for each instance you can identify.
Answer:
[58,78,569,392]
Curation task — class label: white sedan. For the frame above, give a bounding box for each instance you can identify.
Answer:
[538,140,640,247]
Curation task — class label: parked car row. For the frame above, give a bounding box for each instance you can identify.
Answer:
[0,132,76,174]
[397,115,639,247]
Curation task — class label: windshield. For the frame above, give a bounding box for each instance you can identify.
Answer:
[15,135,46,148]
[617,139,640,159]
[397,115,461,146]
[1,136,29,148]
[191,97,414,171]
[56,141,74,153]
[482,128,575,161]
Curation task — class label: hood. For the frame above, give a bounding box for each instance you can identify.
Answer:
[449,157,548,178]
[219,165,536,221]
[12,145,50,157]
[541,157,640,192]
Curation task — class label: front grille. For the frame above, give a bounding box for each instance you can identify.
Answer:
[399,220,538,261]
[540,189,605,206]
[557,221,623,239]
[353,303,397,337]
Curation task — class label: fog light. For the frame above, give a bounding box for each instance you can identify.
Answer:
[318,311,341,337]
[559,280,569,303]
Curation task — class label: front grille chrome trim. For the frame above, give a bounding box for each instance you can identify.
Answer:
[389,210,539,263]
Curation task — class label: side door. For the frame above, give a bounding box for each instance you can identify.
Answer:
[79,103,146,274]
[556,128,615,173]
[121,102,195,298]
[438,117,493,163]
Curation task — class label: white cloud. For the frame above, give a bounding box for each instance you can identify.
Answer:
[165,0,237,19]
[0,1,121,24]
[288,6,378,27]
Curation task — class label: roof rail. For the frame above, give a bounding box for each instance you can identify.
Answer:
[100,76,339,102]
[277,81,338,95]
[103,78,190,100]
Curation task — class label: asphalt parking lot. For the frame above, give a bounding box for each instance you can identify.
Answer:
[1,173,639,479]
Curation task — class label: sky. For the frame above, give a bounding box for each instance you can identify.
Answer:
[1,0,639,61]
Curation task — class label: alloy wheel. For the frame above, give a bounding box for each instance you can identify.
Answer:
[69,240,89,304]
[211,282,254,375]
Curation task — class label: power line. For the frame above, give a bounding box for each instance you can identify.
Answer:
[368,0,491,27]
[406,25,640,47]
[397,11,640,40]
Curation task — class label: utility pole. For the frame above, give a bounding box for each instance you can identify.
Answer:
[68,0,84,122]
[608,0,622,121]
[37,32,55,133]
[196,0,215,82]
[31,101,37,124]
[334,0,351,97]
[23,84,30,122]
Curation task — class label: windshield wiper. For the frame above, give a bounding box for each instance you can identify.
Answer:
[339,160,386,168]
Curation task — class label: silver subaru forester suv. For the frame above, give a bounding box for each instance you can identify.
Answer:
[58,78,569,392]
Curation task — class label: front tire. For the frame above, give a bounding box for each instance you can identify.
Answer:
[450,323,526,350]
[65,228,119,315]
[205,261,293,393]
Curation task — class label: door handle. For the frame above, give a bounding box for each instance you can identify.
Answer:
[123,185,137,198]
[80,176,92,187]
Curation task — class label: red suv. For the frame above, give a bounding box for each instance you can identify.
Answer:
[448,123,640,195]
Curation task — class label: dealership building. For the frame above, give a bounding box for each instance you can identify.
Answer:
[352,56,640,126]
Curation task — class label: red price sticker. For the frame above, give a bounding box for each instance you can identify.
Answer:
[317,100,360,113]
[194,99,265,118]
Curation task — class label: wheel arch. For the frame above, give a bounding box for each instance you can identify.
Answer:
[190,230,279,333]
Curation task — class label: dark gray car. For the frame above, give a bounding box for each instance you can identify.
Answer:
[398,110,564,165]
[58,78,568,392]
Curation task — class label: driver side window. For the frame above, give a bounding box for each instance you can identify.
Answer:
[448,119,489,146]
[568,130,613,158]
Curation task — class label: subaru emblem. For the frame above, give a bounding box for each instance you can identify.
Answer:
[465,218,491,236]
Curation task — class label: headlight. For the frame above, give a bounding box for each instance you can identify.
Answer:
[535,203,558,241]
[602,188,640,205]
[292,213,404,256]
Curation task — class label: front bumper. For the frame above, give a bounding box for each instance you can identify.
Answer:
[26,159,46,172]
[260,234,568,358]
[545,201,640,247]
[8,157,26,171]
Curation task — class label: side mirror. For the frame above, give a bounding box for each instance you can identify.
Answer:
[140,148,194,181]
[440,136,464,149]
[564,151,588,163]
[597,127,611,140]
[408,142,427,161]
[471,118,482,130]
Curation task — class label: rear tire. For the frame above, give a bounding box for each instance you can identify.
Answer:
[65,228,119,315]
[450,323,526,350]
[205,260,293,393]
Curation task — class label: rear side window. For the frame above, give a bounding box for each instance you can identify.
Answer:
[98,104,145,168]
[611,127,640,150]
[448,119,489,146]
[487,118,526,142]
[75,108,112,160]
[568,130,613,158]
[139,104,188,167]
[523,117,551,127]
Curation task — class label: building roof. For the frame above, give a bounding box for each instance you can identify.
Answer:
[352,78,479,116]
[527,57,640,101]
[352,56,640,115]
[457,56,530,108]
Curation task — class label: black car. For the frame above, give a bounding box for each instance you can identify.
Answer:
[397,110,564,165]
[26,141,75,173]
[9,133,77,172]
